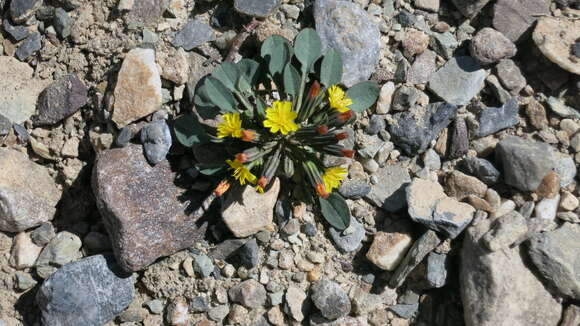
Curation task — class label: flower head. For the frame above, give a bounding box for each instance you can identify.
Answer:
[328,85,352,113]
[263,101,299,135]
[217,113,243,138]
[226,159,257,185]
[322,166,347,193]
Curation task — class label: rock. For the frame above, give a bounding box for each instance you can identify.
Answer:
[429,32,458,59]
[234,0,281,17]
[314,0,380,87]
[189,296,208,313]
[424,252,447,288]
[477,98,519,137]
[159,48,190,85]
[311,279,351,320]
[10,232,43,270]
[414,0,439,12]
[525,98,549,130]
[428,56,486,106]
[389,230,441,288]
[366,221,414,271]
[228,279,267,308]
[448,117,469,159]
[3,19,29,41]
[0,114,11,136]
[534,195,560,220]
[492,0,550,43]
[167,297,189,326]
[33,74,88,126]
[238,238,259,268]
[469,28,516,65]
[495,136,558,191]
[35,231,82,278]
[36,254,134,326]
[339,179,371,199]
[535,171,560,199]
[547,97,580,119]
[461,218,562,326]
[533,17,580,75]
[560,191,579,211]
[407,50,437,85]
[0,148,61,232]
[423,149,441,171]
[10,0,42,23]
[461,157,500,185]
[560,305,580,326]
[407,178,446,222]
[446,170,488,200]
[0,56,50,124]
[193,254,214,278]
[140,119,172,165]
[482,211,527,251]
[329,217,365,252]
[15,32,41,61]
[527,223,580,299]
[92,145,208,271]
[365,164,411,212]
[285,286,307,322]
[389,304,418,319]
[402,29,429,58]
[208,305,229,323]
[391,86,428,112]
[496,59,526,92]
[126,0,169,27]
[112,48,162,128]
[15,271,37,291]
[366,115,386,135]
[388,102,457,155]
[171,19,215,51]
[53,7,71,39]
[554,154,576,188]
[376,82,395,114]
[450,0,491,16]
[31,222,56,246]
[222,178,280,238]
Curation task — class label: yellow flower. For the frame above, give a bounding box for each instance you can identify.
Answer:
[226,159,257,185]
[263,101,299,135]
[328,85,352,113]
[255,185,265,194]
[217,113,243,138]
[322,166,347,193]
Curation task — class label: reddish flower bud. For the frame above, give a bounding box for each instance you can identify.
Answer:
[338,110,353,123]
[214,180,231,197]
[308,80,321,99]
[241,130,257,142]
[257,177,269,189]
[315,183,329,198]
[335,132,348,140]
[341,149,355,158]
[316,125,329,135]
[235,153,248,163]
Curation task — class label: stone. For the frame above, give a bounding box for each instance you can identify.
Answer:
[486,74,512,104]
[31,223,56,246]
[388,102,457,155]
[222,178,280,238]
[560,305,580,326]
[535,195,560,220]
[160,48,189,85]
[423,149,441,171]
[366,221,414,271]
[450,0,491,16]
[389,230,441,288]
[314,0,380,87]
[140,119,172,165]
[10,232,43,270]
[477,98,519,137]
[339,179,371,199]
[15,32,41,61]
[126,0,169,27]
[492,0,550,43]
[429,32,458,60]
[547,97,580,119]
[234,0,281,17]
[167,297,189,326]
[92,145,208,271]
[560,191,579,211]
[0,148,61,232]
[329,217,365,252]
[10,0,41,23]
[402,29,429,58]
[33,74,88,126]
[424,252,447,288]
[171,19,215,51]
[285,286,307,322]
[469,28,516,65]
[35,231,82,278]
[535,171,560,199]
[376,82,395,114]
[496,59,526,92]
[461,157,500,185]
[0,56,50,124]
[482,211,527,251]
[461,218,562,326]
[525,99,549,130]
[53,7,71,38]
[449,117,469,159]
[0,114,11,136]
[311,279,351,320]
[208,305,229,323]
[36,255,134,326]
[391,86,428,112]
[228,279,267,308]
[366,115,386,135]
[389,304,418,319]
[189,296,208,313]
[238,238,259,268]
[193,254,214,278]
[414,0,439,12]
[428,56,486,106]
[495,136,558,191]
[3,19,29,41]
[533,17,580,75]
[446,170,488,200]
[15,271,37,291]
[365,164,411,212]
[112,48,162,128]
[407,50,437,85]
[554,154,576,188]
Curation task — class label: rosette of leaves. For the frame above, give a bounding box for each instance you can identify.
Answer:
[174,28,379,230]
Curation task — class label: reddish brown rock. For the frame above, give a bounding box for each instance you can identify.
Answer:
[92,145,208,272]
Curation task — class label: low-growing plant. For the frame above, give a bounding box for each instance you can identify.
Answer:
[174,28,379,230]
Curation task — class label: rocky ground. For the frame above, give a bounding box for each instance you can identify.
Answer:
[0,0,579,325]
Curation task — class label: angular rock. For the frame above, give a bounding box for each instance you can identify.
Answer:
[547,97,580,119]
[482,211,527,251]
[448,117,469,159]
[461,218,562,326]
[429,32,458,60]
[496,59,526,92]
[193,254,214,278]
[140,119,172,165]
[112,48,162,128]
[238,238,259,268]
[35,231,82,278]
[425,252,447,288]
[461,157,500,185]
[366,221,414,271]
[285,286,308,322]
[0,114,11,136]
[0,148,61,232]
[10,0,42,23]
[469,28,516,65]
[391,86,428,112]
[92,145,208,271]
[127,0,169,27]
[428,56,486,106]
[478,99,519,137]
[228,279,267,308]
[37,255,134,326]
[3,19,29,41]
[171,19,215,51]
[533,17,580,75]
[329,217,365,252]
[339,179,371,199]
[492,0,550,43]
[53,7,71,39]
[314,0,380,87]
[389,230,441,288]
[15,32,41,61]
[234,0,281,17]
[407,50,437,85]
[10,232,43,270]
[365,164,411,212]
[450,0,491,17]
[33,74,88,126]
[431,198,476,238]
[311,279,351,320]
[222,178,280,238]
[446,170,488,200]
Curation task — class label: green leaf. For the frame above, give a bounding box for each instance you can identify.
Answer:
[198,165,225,176]
[212,62,240,92]
[173,114,208,147]
[283,63,301,96]
[194,80,220,119]
[346,81,380,112]
[237,59,262,85]
[203,76,237,113]
[255,96,267,118]
[294,28,322,73]
[319,192,351,230]
[320,49,343,87]
[283,155,295,178]
[261,35,293,77]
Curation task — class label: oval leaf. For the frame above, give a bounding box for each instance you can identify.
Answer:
[283,63,301,96]
[346,81,380,112]
[320,49,343,87]
[237,59,262,85]
[294,28,322,73]
[204,76,237,113]
[319,192,351,230]
[173,114,208,147]
[212,62,240,92]
[261,35,293,77]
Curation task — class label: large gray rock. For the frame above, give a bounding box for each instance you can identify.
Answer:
[528,223,580,300]
[365,164,411,212]
[234,0,281,17]
[33,74,88,126]
[0,148,61,232]
[92,145,208,271]
[311,279,351,320]
[37,255,135,326]
[492,0,550,43]
[461,219,562,326]
[428,56,486,106]
[314,0,380,87]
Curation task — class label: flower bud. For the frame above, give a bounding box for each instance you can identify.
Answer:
[308,80,321,99]
[341,149,355,158]
[335,132,348,140]
[315,183,329,198]
[316,125,329,135]
[257,176,269,189]
[235,153,249,163]
[214,180,231,197]
[338,110,353,123]
[241,130,258,142]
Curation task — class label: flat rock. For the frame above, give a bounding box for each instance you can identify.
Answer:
[492,0,550,43]
[35,231,82,278]
[10,0,41,23]
[482,211,527,251]
[469,28,516,65]
[389,230,441,288]
[428,56,486,106]
[228,279,267,308]
[0,148,61,232]
[92,145,208,271]
[533,17,580,75]
[33,74,88,126]
[112,48,162,128]
[222,178,280,238]
[314,0,380,87]
[311,279,351,320]
[496,59,526,92]
[140,119,172,165]
[329,217,365,252]
[171,19,215,51]
[36,254,135,326]
[15,32,41,61]
[461,218,562,326]
[0,56,51,124]
[365,164,411,212]
[528,223,580,299]
[3,19,29,41]
[127,0,169,27]
[366,220,414,271]
[234,0,281,17]
[407,49,437,85]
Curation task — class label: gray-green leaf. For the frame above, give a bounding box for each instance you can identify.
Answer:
[283,63,301,96]
[319,192,351,230]
[294,28,322,73]
[212,62,240,92]
[173,114,208,147]
[203,76,238,113]
[261,35,293,77]
[346,81,380,112]
[320,49,343,87]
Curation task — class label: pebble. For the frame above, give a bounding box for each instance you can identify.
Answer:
[193,254,214,278]
[429,32,458,59]
[425,252,447,288]
[376,82,395,114]
[428,56,486,106]
[2,19,29,41]
[407,49,437,85]
[525,98,549,130]
[492,0,550,43]
[559,192,579,211]
[234,0,281,17]
[145,299,164,314]
[535,172,560,199]
[391,85,428,112]
[33,74,88,126]
[14,271,37,291]
[167,297,190,326]
[53,7,71,39]
[228,279,267,308]
[10,232,43,270]
[10,0,42,23]
[285,286,307,322]
[366,221,413,271]
[446,170,488,200]
[238,238,259,268]
[35,231,82,278]
[469,28,516,65]
[389,230,441,288]
[302,223,317,237]
[365,164,411,212]
[172,19,215,51]
[339,179,371,199]
[389,304,418,319]
[477,98,519,137]
[140,119,172,165]
[208,305,229,323]
[461,157,500,185]
[311,279,351,320]
[496,59,526,92]
[547,97,580,119]
[366,115,385,135]
[15,32,41,61]
[534,195,560,220]
[329,217,365,252]
[482,211,527,251]
[30,222,56,246]
[402,29,429,58]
